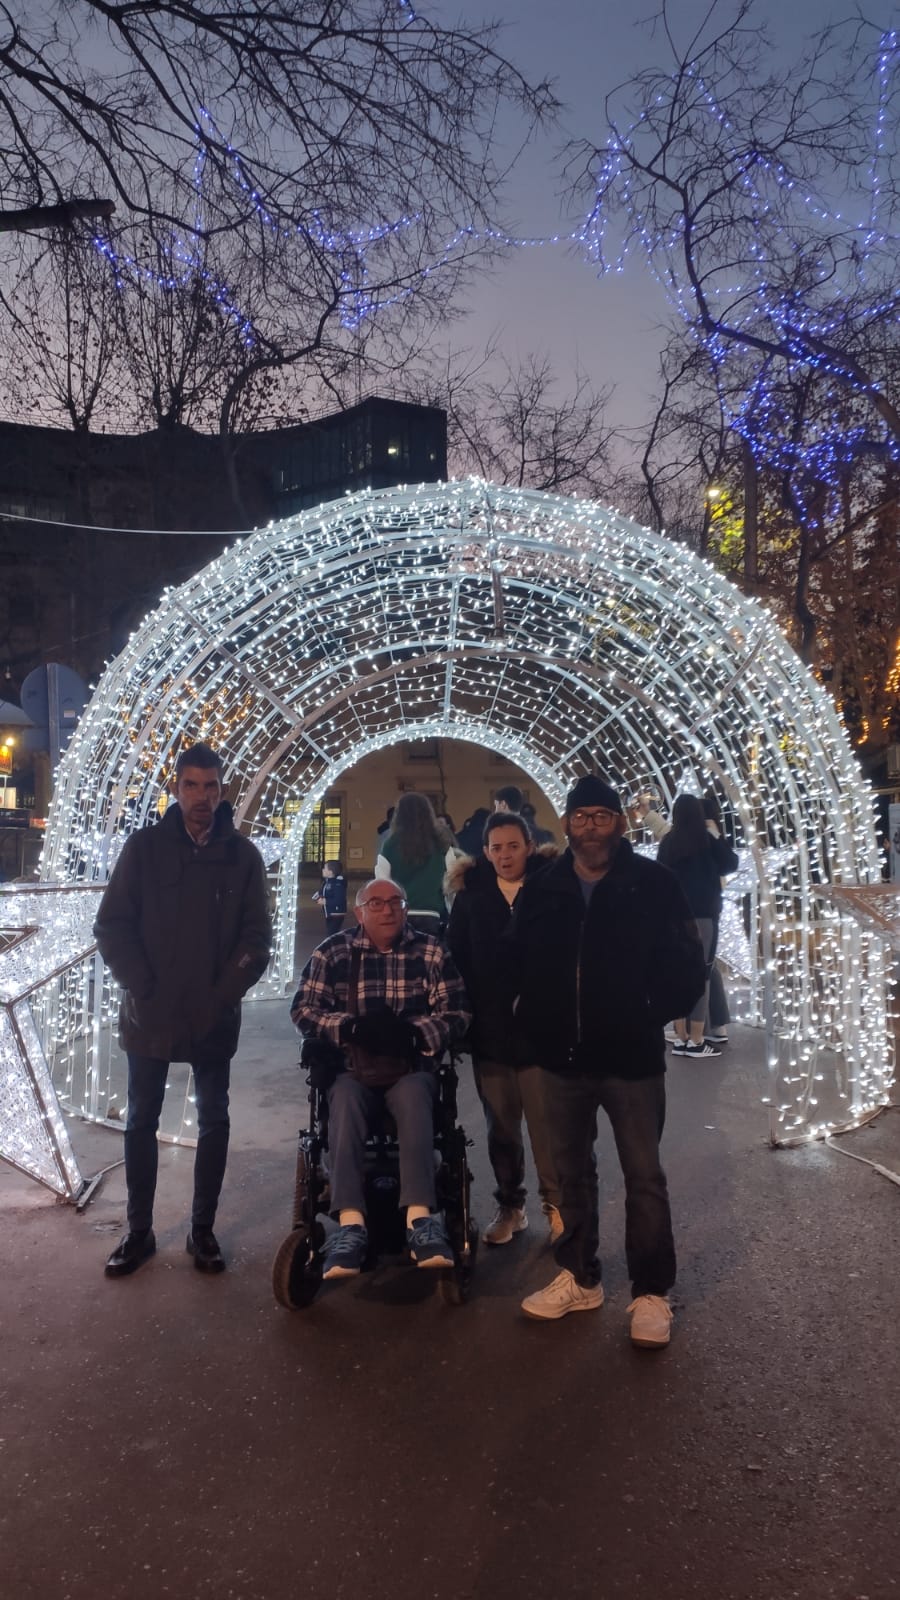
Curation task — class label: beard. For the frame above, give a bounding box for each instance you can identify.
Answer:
[569,834,617,872]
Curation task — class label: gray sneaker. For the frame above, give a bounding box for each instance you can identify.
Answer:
[482,1204,528,1245]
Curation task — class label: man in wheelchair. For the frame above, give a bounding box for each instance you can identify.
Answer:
[290,878,471,1281]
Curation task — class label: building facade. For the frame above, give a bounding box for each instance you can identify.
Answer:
[0,397,446,690]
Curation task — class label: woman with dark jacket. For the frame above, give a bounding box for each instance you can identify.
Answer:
[657,794,739,1058]
[446,811,561,1245]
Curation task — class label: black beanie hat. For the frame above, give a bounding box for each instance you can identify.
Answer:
[565,774,623,816]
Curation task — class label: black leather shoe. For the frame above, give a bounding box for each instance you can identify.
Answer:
[186,1226,226,1273]
[105,1230,156,1277]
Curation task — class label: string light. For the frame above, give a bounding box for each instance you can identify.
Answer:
[15,478,889,1168]
[0,886,101,1198]
[590,29,900,512]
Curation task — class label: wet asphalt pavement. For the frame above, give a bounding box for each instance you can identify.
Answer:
[2,923,899,1600]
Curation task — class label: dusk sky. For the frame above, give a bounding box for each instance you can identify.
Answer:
[433,0,891,452]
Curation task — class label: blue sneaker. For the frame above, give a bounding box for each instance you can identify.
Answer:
[322,1223,368,1280]
[407,1215,454,1269]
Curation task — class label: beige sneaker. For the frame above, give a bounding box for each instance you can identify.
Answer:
[482,1204,528,1245]
[544,1204,564,1243]
[522,1269,604,1320]
[627,1294,673,1347]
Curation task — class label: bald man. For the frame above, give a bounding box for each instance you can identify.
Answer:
[290,879,470,1279]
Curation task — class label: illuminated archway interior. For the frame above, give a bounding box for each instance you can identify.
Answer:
[22,480,894,1184]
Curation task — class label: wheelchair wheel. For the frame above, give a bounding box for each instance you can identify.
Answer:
[439,1221,479,1306]
[272,1224,323,1310]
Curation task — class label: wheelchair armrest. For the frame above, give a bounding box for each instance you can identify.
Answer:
[299,1034,345,1090]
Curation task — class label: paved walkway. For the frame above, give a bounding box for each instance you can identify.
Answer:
[2,920,899,1599]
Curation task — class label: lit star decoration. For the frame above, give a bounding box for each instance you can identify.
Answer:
[0,886,103,1198]
[26,481,892,1160]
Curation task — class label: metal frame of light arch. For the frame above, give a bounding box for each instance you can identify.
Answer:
[40,480,892,1147]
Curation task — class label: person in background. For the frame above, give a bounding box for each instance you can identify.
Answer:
[456,808,492,858]
[435,811,458,844]
[630,789,734,1048]
[446,810,561,1246]
[311,859,347,936]
[520,801,556,847]
[375,791,458,936]
[493,784,524,814]
[374,805,395,866]
[700,793,732,1046]
[657,795,739,1059]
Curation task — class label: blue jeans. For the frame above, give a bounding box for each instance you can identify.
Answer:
[326,1070,437,1215]
[539,1069,675,1296]
[124,1053,231,1232]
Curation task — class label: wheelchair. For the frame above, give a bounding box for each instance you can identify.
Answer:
[272,1043,479,1310]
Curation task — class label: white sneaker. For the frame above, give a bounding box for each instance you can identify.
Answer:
[483,1204,528,1245]
[543,1204,565,1243]
[522,1269,604,1320]
[628,1294,673,1347]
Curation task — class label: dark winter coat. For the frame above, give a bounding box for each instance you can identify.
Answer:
[656,830,739,920]
[93,800,272,1061]
[446,847,555,1064]
[313,873,347,918]
[507,839,705,1079]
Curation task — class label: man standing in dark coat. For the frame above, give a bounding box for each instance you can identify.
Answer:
[510,775,705,1347]
[94,743,272,1278]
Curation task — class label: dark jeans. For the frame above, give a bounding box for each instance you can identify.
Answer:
[124,1053,232,1232]
[539,1069,675,1296]
[473,1056,559,1211]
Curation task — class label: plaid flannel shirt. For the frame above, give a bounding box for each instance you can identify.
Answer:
[290,923,471,1060]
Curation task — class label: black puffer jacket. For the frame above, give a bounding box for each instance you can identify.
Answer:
[507,840,705,1079]
[93,801,272,1061]
[446,848,555,1063]
[656,830,739,920]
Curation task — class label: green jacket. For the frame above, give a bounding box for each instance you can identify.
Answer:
[93,801,272,1061]
[376,832,451,920]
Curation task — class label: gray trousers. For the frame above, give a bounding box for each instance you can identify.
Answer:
[687,917,715,1025]
[473,1056,560,1211]
[326,1070,437,1215]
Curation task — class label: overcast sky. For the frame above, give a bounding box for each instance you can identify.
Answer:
[431,0,889,450]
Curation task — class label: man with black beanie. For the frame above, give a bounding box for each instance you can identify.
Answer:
[507,772,705,1347]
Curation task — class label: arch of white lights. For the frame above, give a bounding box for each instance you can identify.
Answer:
[37,480,893,1148]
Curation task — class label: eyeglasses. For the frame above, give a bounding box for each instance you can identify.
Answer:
[360,896,407,912]
[569,808,618,829]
